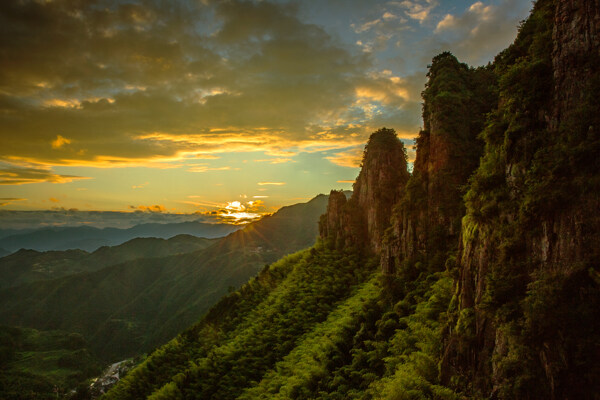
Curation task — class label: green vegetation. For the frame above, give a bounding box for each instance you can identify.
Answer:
[105,240,462,400]
[445,0,600,397]
[0,326,101,399]
[4,0,599,398]
[0,195,329,362]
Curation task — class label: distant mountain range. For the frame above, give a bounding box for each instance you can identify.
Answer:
[0,221,240,253]
[0,194,330,362]
[0,235,217,290]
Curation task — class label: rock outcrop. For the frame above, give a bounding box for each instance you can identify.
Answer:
[380,53,496,274]
[319,128,409,253]
[552,0,600,126]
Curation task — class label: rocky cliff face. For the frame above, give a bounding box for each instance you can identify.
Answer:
[552,0,600,125]
[319,128,409,253]
[444,0,600,398]
[380,53,496,274]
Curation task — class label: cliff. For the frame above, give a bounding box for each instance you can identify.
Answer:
[442,0,600,398]
[380,53,496,275]
[321,0,600,398]
[319,128,410,253]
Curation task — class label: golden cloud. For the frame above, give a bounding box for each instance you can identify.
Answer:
[130,204,167,213]
[257,182,286,186]
[51,135,72,149]
[0,198,26,206]
[196,199,268,224]
[325,147,363,168]
[187,165,239,173]
[0,161,91,185]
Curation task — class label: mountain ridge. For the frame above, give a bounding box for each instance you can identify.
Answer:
[0,220,240,253]
[0,235,217,290]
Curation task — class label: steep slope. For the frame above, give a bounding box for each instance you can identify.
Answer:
[0,221,239,252]
[0,235,215,290]
[104,246,381,399]
[0,195,329,361]
[104,131,457,399]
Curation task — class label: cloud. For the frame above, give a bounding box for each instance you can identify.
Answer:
[325,147,363,168]
[0,197,26,206]
[0,0,423,172]
[198,198,268,224]
[354,18,382,34]
[392,0,438,22]
[49,197,60,203]
[129,204,167,213]
[195,154,221,160]
[253,158,294,164]
[336,180,355,183]
[187,165,238,173]
[51,135,71,149]
[354,70,414,109]
[431,0,530,65]
[257,182,286,186]
[0,160,90,185]
[253,195,269,198]
[0,209,240,229]
[132,182,148,189]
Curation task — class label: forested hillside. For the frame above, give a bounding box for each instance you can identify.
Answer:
[0,326,101,398]
[0,195,329,364]
[105,0,600,398]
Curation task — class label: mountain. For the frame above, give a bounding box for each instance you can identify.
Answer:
[0,248,9,258]
[105,1,600,399]
[0,221,240,252]
[0,235,216,290]
[0,194,330,362]
[0,228,36,240]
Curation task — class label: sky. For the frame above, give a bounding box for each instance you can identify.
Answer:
[0,0,532,225]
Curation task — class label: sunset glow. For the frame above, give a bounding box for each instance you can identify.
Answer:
[0,0,531,224]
